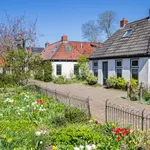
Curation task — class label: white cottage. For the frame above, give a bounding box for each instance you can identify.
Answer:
[89,16,150,89]
[41,35,101,78]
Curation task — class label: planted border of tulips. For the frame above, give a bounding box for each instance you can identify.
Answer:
[0,86,150,150]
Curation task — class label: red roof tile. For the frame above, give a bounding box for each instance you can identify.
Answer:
[41,36,102,60]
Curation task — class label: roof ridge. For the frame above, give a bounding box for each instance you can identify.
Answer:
[126,17,149,26]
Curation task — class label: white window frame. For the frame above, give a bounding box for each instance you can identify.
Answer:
[115,60,122,78]
[130,59,139,80]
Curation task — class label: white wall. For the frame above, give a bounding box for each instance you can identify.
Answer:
[91,57,150,86]
[122,59,130,81]
[139,57,149,88]
[89,61,93,73]
[52,61,77,78]
[108,59,115,77]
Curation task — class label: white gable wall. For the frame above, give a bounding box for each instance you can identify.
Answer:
[52,61,77,78]
[90,57,150,88]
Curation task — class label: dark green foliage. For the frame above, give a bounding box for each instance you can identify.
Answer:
[53,76,66,84]
[2,49,43,86]
[43,61,53,82]
[143,90,150,102]
[65,107,88,123]
[50,115,67,127]
[86,73,97,85]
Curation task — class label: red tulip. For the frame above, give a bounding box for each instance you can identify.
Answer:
[122,131,127,136]
[95,120,99,124]
[112,127,116,131]
[115,131,120,135]
[39,99,43,104]
[126,129,130,133]
[117,136,121,141]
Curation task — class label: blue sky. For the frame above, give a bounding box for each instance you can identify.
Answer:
[0,0,149,47]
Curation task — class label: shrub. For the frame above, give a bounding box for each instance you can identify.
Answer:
[143,90,150,102]
[106,76,116,88]
[86,73,97,85]
[53,76,66,84]
[50,115,67,127]
[65,107,88,123]
[115,77,126,89]
[129,79,139,101]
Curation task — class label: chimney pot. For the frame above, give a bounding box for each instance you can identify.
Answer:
[120,18,128,28]
[45,42,50,48]
[61,35,68,41]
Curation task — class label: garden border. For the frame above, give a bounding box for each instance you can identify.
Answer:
[28,81,91,119]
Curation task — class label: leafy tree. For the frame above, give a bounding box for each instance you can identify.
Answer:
[77,55,89,80]
[4,48,42,86]
[43,60,53,82]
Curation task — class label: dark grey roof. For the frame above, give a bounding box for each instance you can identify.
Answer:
[26,47,44,54]
[90,17,150,59]
[32,47,44,53]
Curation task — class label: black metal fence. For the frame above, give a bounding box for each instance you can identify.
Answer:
[28,81,91,119]
[105,100,150,130]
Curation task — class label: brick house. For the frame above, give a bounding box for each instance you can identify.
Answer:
[89,15,150,89]
[41,35,101,78]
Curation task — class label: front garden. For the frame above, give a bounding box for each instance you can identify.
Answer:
[0,85,150,150]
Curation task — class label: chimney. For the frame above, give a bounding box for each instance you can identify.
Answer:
[61,35,68,42]
[120,18,128,28]
[45,42,49,48]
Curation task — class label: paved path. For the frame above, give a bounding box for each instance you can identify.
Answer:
[30,80,150,123]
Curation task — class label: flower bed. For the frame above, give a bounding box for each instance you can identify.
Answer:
[0,86,150,150]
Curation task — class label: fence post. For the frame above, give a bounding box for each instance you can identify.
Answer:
[67,92,70,107]
[87,97,91,120]
[141,109,145,130]
[54,89,57,101]
[139,82,144,101]
[105,99,108,123]
[127,82,130,99]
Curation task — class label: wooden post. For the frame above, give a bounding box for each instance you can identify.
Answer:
[140,82,144,101]
[54,89,57,100]
[87,97,91,120]
[127,82,130,99]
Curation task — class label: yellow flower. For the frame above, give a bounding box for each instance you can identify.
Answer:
[2,135,7,139]
[7,138,12,143]
[52,146,57,150]
[112,123,115,127]
[130,130,133,133]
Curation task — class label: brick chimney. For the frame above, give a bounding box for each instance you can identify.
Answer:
[45,42,50,48]
[120,18,128,28]
[61,35,68,41]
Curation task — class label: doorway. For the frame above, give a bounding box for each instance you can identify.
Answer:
[102,62,108,85]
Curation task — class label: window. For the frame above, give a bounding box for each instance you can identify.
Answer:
[116,60,122,78]
[93,61,98,77]
[65,46,71,52]
[122,29,132,38]
[74,64,79,75]
[56,64,62,75]
[131,59,138,80]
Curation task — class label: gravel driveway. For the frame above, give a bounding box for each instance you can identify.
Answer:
[30,80,150,123]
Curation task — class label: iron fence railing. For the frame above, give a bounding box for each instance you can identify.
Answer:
[28,81,91,119]
[105,100,150,130]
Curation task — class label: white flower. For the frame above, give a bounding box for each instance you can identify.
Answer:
[86,145,92,150]
[0,113,3,116]
[35,131,41,136]
[32,102,37,105]
[79,145,84,150]
[74,147,80,150]
[41,130,47,134]
[18,113,21,115]
[89,120,93,123]
[27,105,29,107]
[91,144,97,149]
[39,141,43,144]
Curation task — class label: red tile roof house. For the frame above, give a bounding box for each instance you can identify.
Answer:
[40,35,102,78]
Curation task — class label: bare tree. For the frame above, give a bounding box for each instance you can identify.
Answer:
[0,13,39,58]
[82,20,100,42]
[97,11,116,38]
